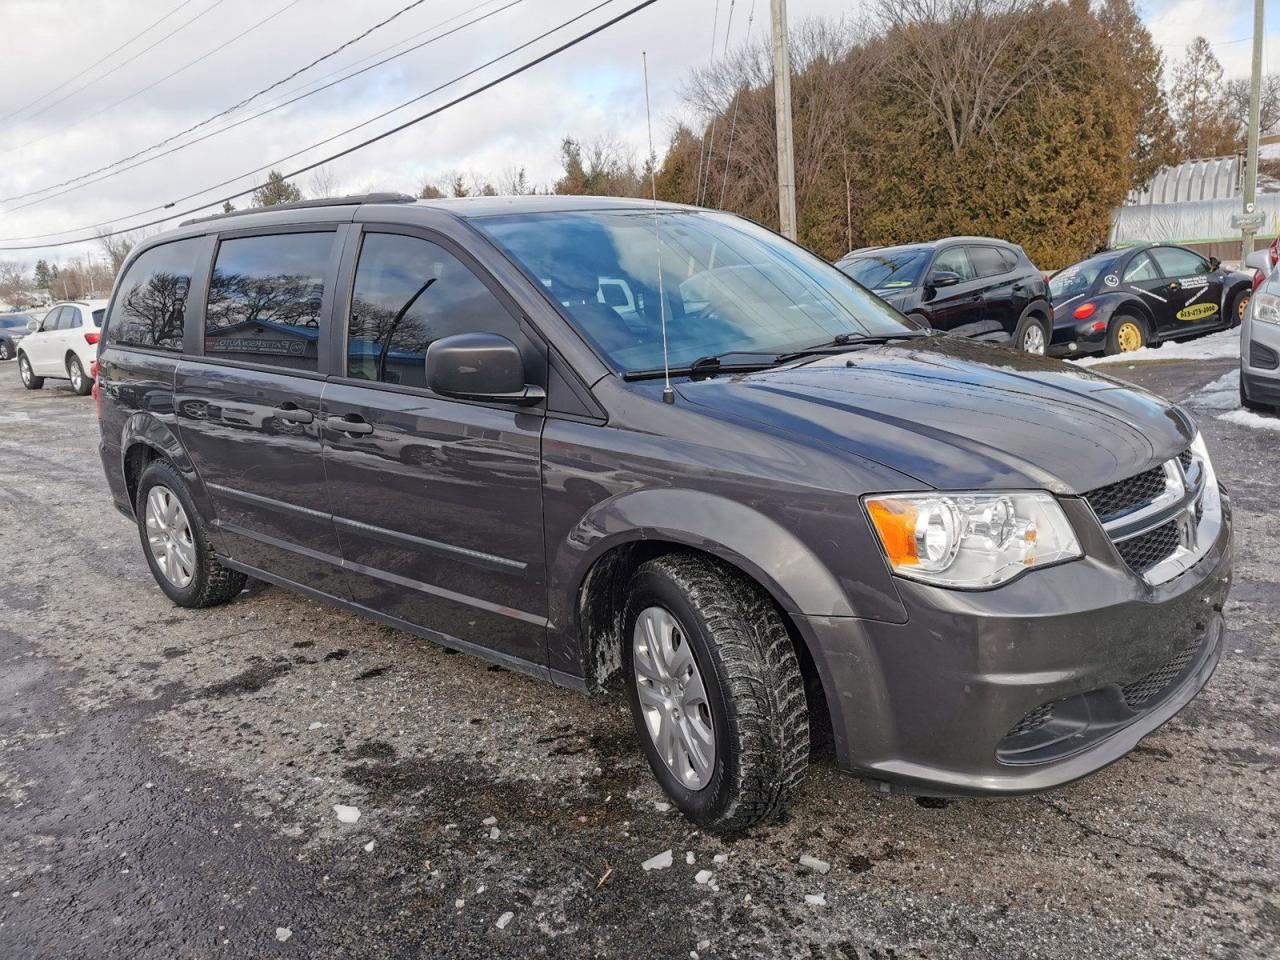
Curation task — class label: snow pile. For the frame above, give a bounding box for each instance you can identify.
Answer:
[1073,328,1239,367]
[1187,369,1280,432]
[1219,409,1280,432]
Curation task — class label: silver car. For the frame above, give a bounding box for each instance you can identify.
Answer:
[1241,249,1280,412]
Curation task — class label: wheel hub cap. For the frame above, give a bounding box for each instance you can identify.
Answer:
[632,606,716,790]
[145,485,195,588]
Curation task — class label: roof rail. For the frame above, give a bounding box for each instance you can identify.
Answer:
[180,192,415,227]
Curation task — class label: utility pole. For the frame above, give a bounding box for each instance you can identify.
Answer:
[1241,0,1265,263]
[770,0,797,240]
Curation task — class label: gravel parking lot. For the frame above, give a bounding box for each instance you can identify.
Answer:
[0,354,1276,959]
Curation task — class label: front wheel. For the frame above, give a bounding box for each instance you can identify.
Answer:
[67,355,91,396]
[17,353,43,389]
[0,341,11,361]
[136,460,247,608]
[623,553,809,834]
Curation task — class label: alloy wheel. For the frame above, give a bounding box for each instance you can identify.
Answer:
[69,360,83,392]
[145,485,196,588]
[632,605,716,790]
[1021,323,1046,355]
[19,356,31,385]
[0,343,9,360]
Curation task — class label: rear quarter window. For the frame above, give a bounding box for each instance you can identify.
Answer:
[106,238,202,351]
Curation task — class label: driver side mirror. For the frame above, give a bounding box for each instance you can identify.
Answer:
[1207,256,1221,272]
[26,318,39,332]
[425,333,544,405]
[1245,249,1271,273]
[929,271,963,288]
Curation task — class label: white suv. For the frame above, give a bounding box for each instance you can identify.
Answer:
[17,299,109,395]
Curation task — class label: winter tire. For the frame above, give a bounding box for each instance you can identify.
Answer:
[136,460,247,608]
[1106,314,1147,355]
[68,355,91,396]
[1013,313,1049,355]
[623,552,809,834]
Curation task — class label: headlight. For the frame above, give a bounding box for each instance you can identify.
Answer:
[864,491,1082,588]
[1252,289,1280,325]
[1188,431,1217,488]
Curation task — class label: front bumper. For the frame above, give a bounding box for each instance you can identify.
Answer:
[797,490,1232,796]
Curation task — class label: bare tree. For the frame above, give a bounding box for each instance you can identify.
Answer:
[0,260,37,308]
[873,0,1081,153]
[98,228,151,274]
[307,166,342,198]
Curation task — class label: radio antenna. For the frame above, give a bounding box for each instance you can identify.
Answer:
[643,51,674,404]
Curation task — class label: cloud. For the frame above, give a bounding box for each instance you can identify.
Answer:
[0,0,1274,266]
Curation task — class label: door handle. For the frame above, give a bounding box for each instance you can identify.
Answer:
[328,414,374,436]
[273,404,314,424]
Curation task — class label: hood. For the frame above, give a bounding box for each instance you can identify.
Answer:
[676,336,1193,494]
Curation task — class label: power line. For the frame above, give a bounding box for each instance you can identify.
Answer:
[2,0,304,158]
[0,0,661,251]
[0,0,197,124]
[0,0,521,211]
[2,0,430,161]
[7,0,232,131]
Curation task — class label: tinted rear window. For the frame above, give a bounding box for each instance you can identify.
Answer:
[205,232,333,371]
[107,238,202,350]
[968,246,1010,278]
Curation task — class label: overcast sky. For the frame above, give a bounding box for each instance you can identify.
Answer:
[0,0,1274,267]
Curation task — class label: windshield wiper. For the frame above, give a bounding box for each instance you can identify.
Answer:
[776,331,929,362]
[623,352,782,382]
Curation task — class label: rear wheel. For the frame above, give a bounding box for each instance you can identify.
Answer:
[622,552,809,834]
[135,460,247,608]
[1106,314,1146,355]
[1230,290,1251,328]
[1013,313,1049,355]
[67,355,91,396]
[17,353,43,389]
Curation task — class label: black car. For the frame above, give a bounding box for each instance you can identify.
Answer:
[1048,243,1255,357]
[834,237,1053,353]
[94,194,1231,832]
[0,312,35,361]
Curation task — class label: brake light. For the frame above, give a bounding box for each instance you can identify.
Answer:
[90,361,101,414]
[1073,303,1096,320]
[84,331,99,345]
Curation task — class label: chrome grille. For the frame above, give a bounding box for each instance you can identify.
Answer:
[1086,447,1215,585]
[1084,466,1169,521]
[1115,520,1181,573]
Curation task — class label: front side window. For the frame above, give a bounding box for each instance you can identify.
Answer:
[1150,246,1208,279]
[1123,253,1159,283]
[837,248,931,290]
[108,238,202,351]
[478,210,912,373]
[931,247,974,281]
[205,232,333,371]
[346,233,516,388]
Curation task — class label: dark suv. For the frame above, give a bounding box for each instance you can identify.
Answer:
[835,237,1053,353]
[96,195,1232,832]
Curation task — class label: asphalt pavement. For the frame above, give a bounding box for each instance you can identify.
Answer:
[0,354,1276,959]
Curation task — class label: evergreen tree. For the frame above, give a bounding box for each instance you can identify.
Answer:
[252,171,303,207]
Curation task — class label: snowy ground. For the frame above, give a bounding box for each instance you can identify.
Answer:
[1073,327,1240,368]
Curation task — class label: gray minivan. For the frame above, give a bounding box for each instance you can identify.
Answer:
[96,194,1232,832]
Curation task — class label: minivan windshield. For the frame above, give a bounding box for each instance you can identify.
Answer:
[838,248,931,290]
[478,210,913,373]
